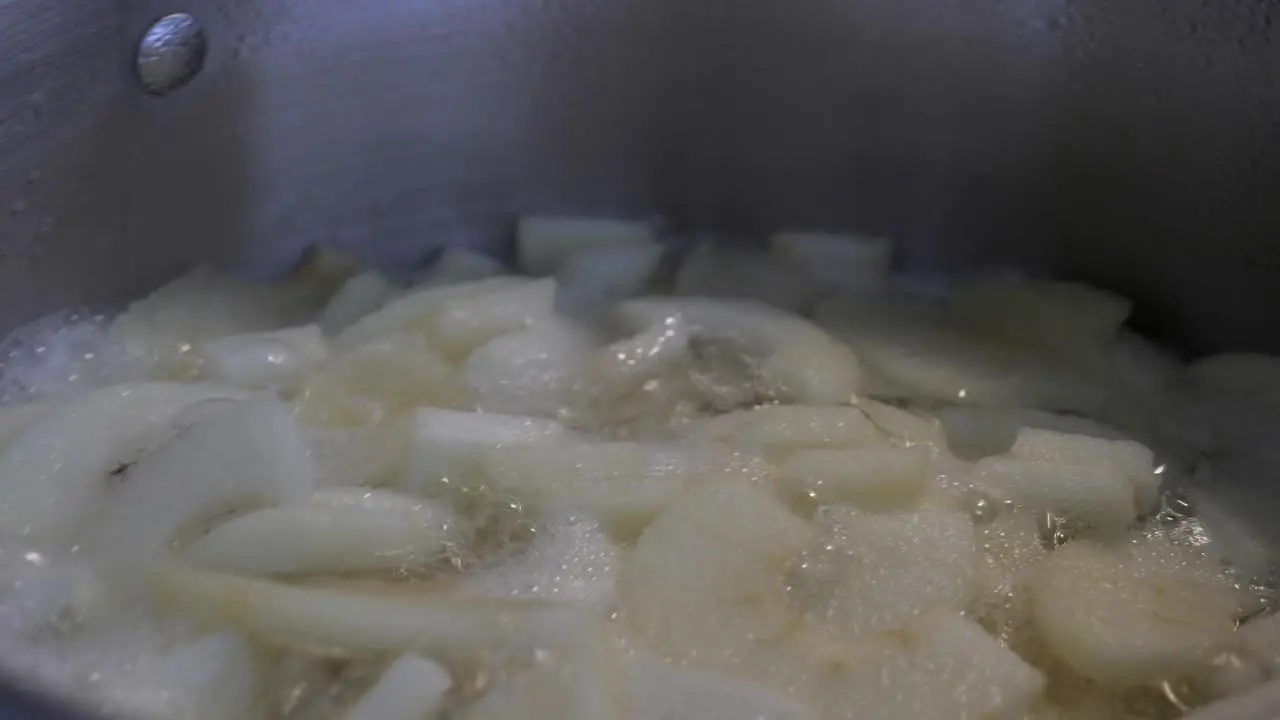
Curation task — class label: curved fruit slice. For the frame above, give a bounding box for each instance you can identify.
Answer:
[320,270,401,336]
[798,613,1046,720]
[1030,539,1241,685]
[84,631,261,720]
[432,278,558,359]
[770,231,892,289]
[345,654,452,720]
[400,409,574,496]
[78,398,316,578]
[457,512,621,612]
[617,297,860,406]
[333,276,525,352]
[199,324,328,395]
[0,382,243,547]
[627,650,817,720]
[185,489,461,576]
[778,447,931,511]
[696,405,882,458]
[479,442,771,538]
[464,319,598,416]
[675,241,817,313]
[295,331,470,427]
[517,216,656,276]
[153,561,620,682]
[620,477,815,668]
[793,507,977,642]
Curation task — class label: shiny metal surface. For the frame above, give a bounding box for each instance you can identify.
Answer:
[0,0,1274,713]
[136,13,207,96]
[0,0,1275,352]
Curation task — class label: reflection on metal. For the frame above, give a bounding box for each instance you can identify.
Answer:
[136,13,207,96]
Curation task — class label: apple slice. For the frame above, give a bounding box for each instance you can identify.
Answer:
[1030,539,1242,685]
[294,331,471,427]
[457,512,621,612]
[345,654,452,720]
[616,297,861,406]
[695,405,883,458]
[517,217,656,276]
[78,398,316,578]
[620,477,815,668]
[797,613,1046,720]
[478,442,771,538]
[199,324,328,395]
[793,507,977,642]
[320,270,401,336]
[432,278,558,359]
[184,488,462,576]
[400,409,575,496]
[333,276,525,352]
[0,382,243,547]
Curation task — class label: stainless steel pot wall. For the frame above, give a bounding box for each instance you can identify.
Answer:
[0,0,1275,717]
[0,0,1276,355]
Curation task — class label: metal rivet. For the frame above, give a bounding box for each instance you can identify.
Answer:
[136,14,207,96]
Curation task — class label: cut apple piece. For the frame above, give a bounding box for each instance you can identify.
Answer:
[627,650,817,720]
[320,271,401,336]
[971,508,1048,645]
[555,242,665,316]
[460,617,627,720]
[78,398,316,578]
[675,241,817,312]
[568,316,694,429]
[294,331,471,427]
[423,247,505,286]
[433,278,558,359]
[949,278,1131,352]
[517,217,657,276]
[400,409,575,496]
[971,433,1141,533]
[696,405,883,458]
[937,406,1129,461]
[199,324,328,395]
[458,512,621,612]
[478,442,771,538]
[0,382,244,547]
[153,561,617,677]
[779,447,931,511]
[0,401,54,450]
[620,477,815,668]
[793,507,977,642]
[184,489,462,576]
[82,631,261,720]
[770,231,892,289]
[464,319,598,416]
[332,276,525,352]
[1007,428,1160,513]
[1240,613,1280,672]
[854,399,947,449]
[798,613,1046,720]
[311,415,413,488]
[108,266,337,381]
[814,300,1105,413]
[616,297,861,406]
[1030,539,1242,685]
[345,654,452,720]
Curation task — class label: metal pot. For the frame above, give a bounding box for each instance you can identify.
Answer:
[0,0,1275,717]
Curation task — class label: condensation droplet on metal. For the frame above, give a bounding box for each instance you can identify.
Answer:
[136,14,207,96]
